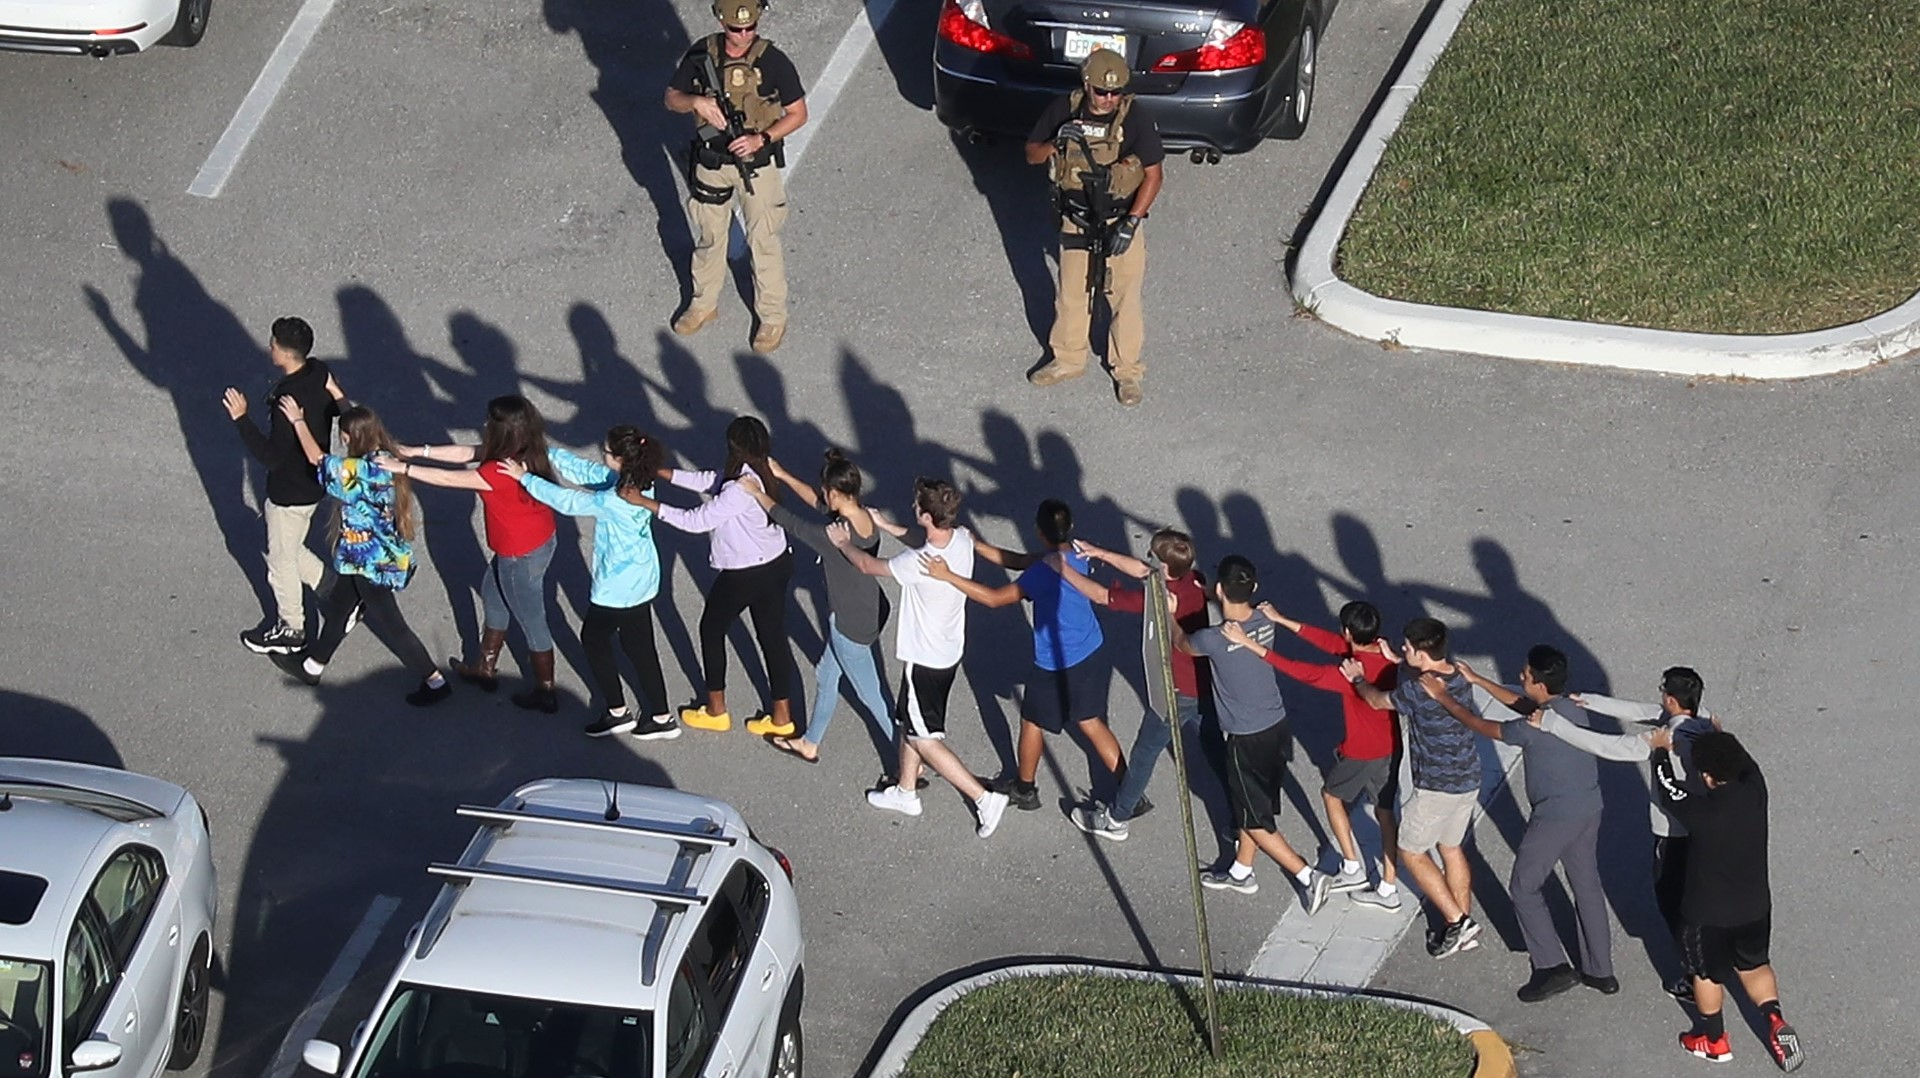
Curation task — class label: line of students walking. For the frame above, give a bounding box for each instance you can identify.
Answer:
[223,316,1804,1072]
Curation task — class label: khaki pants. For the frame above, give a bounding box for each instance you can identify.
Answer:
[687,161,789,327]
[1047,221,1146,381]
[265,500,325,628]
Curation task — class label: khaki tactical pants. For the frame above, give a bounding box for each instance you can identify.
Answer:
[265,500,325,628]
[687,161,789,328]
[1047,220,1146,381]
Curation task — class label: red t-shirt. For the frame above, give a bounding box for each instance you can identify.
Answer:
[1107,570,1210,699]
[1261,623,1399,760]
[477,460,557,557]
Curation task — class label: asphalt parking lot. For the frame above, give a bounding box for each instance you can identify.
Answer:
[2,0,1914,1074]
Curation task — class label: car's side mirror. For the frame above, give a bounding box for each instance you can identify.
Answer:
[69,1040,124,1072]
[301,1040,342,1075]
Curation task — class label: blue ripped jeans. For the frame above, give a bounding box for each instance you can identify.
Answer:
[803,615,894,747]
[1111,693,1204,822]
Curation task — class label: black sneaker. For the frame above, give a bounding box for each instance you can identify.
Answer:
[630,715,682,741]
[1430,916,1481,959]
[1664,977,1696,1004]
[1131,794,1155,818]
[242,621,306,654]
[269,651,321,686]
[1580,972,1621,995]
[406,680,452,707]
[1516,964,1579,1002]
[875,773,931,792]
[992,778,1042,811]
[585,712,639,738]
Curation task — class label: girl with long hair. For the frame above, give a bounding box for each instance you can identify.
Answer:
[499,426,678,740]
[623,416,796,735]
[740,449,892,764]
[269,400,451,706]
[395,395,562,711]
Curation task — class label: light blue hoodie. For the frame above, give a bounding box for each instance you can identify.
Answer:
[519,448,660,608]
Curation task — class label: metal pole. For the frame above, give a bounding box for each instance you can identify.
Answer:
[1144,561,1222,1059]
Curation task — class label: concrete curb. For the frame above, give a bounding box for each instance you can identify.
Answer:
[864,960,1515,1077]
[1289,0,1920,379]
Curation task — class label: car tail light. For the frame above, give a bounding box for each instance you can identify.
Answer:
[1152,18,1264,72]
[769,846,794,881]
[938,0,1033,60]
[93,23,147,35]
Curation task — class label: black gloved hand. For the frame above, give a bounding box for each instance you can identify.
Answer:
[1056,121,1087,143]
[1109,214,1141,257]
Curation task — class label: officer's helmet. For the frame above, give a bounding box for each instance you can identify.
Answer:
[1081,48,1131,92]
[714,0,763,28]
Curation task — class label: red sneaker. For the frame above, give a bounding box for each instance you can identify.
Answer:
[1680,1029,1733,1063]
[1766,1014,1806,1072]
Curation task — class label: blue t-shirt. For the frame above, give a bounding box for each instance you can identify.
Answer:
[1392,669,1481,795]
[1017,551,1104,671]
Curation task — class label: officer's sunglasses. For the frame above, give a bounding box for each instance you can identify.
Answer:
[726,22,758,33]
[1088,87,1123,98]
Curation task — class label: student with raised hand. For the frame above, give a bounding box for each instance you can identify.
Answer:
[393,395,560,711]
[498,426,678,741]
[1221,600,1404,910]
[622,416,795,735]
[267,398,451,707]
[738,450,893,766]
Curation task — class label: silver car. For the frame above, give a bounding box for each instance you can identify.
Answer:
[0,759,219,1078]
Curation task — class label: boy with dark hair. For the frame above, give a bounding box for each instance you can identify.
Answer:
[924,499,1127,815]
[1222,598,1402,909]
[1428,646,1616,1001]
[1654,730,1802,1070]
[1344,617,1483,957]
[1176,556,1330,915]
[832,479,1010,838]
[1049,529,1211,840]
[221,316,347,655]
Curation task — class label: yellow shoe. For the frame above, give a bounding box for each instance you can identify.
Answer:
[745,715,796,738]
[679,705,732,732]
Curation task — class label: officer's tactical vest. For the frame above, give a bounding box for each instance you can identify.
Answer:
[1052,90,1144,202]
[704,35,785,133]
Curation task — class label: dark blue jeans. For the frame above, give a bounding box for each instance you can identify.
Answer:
[1111,693,1203,822]
[480,534,556,651]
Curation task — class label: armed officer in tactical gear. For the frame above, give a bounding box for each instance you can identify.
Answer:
[1025,48,1164,407]
[665,0,808,354]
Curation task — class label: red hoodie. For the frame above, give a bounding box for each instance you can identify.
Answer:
[1260,623,1399,760]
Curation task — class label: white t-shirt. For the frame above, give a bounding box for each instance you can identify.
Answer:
[887,526,974,668]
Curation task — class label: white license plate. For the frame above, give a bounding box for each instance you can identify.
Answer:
[1063,29,1128,61]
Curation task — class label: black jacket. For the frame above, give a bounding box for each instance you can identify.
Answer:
[1655,751,1771,927]
[233,358,340,506]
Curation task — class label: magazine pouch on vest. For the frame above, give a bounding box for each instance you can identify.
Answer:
[1051,90,1141,238]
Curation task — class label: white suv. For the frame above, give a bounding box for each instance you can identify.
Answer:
[304,780,804,1078]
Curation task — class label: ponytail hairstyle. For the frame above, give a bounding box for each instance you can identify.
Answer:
[721,415,779,503]
[818,448,863,511]
[604,425,666,494]
[478,394,555,482]
[338,406,419,543]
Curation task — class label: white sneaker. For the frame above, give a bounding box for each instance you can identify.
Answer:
[975,791,1009,838]
[1352,886,1404,911]
[867,785,923,817]
[1327,867,1371,893]
[1299,870,1331,916]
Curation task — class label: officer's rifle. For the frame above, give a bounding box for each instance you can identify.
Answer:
[698,53,759,196]
[1058,128,1113,315]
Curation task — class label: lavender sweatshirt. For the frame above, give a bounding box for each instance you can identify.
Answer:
[657,468,788,570]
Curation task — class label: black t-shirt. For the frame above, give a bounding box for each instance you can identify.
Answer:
[1027,94,1165,167]
[669,36,806,105]
[234,357,341,507]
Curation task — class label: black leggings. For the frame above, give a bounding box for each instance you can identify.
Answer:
[698,552,795,701]
[581,601,668,714]
[309,574,436,678]
[1654,835,1689,938]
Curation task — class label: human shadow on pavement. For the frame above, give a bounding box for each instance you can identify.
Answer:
[86,198,274,622]
[0,689,124,768]
[543,0,699,302]
[952,137,1061,356]
[209,673,674,1078]
[864,0,935,110]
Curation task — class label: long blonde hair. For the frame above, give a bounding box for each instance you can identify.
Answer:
[338,406,419,542]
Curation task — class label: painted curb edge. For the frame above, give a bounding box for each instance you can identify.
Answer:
[864,960,1513,1077]
[1288,0,1920,380]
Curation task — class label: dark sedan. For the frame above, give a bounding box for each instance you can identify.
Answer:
[932,0,1322,157]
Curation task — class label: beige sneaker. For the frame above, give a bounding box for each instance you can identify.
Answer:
[1115,378,1144,407]
[1028,362,1085,388]
[751,322,786,354]
[671,306,718,336]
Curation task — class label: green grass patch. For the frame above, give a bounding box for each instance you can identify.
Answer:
[898,974,1476,1078]
[1338,0,1920,333]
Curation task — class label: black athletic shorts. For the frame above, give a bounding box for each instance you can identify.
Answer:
[897,661,960,740]
[1021,654,1110,734]
[1680,916,1771,983]
[1323,752,1398,807]
[1225,721,1294,833]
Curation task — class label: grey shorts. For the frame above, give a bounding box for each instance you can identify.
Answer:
[1323,753,1397,807]
[1397,788,1477,853]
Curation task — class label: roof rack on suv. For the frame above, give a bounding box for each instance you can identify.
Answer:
[413,797,738,986]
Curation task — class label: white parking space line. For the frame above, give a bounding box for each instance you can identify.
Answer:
[260,895,401,1078]
[187,0,344,198]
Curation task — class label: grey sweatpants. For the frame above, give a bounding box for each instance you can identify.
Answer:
[1510,811,1612,976]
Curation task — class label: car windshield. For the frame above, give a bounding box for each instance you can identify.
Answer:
[355,986,652,1078]
[0,957,51,1078]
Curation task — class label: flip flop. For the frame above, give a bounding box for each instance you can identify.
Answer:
[768,737,820,764]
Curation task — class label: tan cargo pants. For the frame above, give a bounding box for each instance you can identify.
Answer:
[265,500,325,628]
[687,160,789,329]
[1047,219,1146,382]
